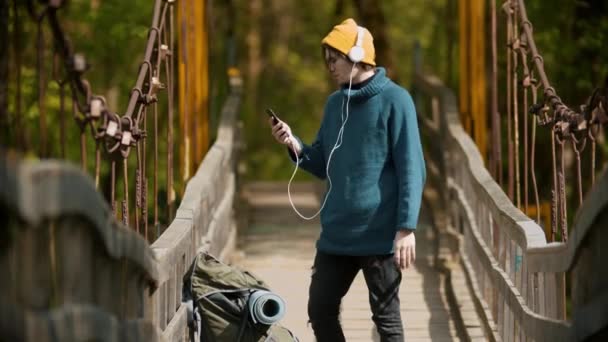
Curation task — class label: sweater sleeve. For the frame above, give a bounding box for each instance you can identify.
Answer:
[389,89,426,230]
[287,130,327,180]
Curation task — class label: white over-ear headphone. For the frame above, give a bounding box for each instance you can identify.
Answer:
[347,26,365,63]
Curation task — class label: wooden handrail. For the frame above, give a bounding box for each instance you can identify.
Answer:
[146,75,243,337]
[413,67,608,340]
[413,69,567,340]
[0,74,243,342]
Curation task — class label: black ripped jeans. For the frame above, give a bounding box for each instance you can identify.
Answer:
[307,251,404,342]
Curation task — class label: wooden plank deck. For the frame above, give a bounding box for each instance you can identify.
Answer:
[233,182,463,341]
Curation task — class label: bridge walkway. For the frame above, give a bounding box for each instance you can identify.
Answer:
[232,182,482,341]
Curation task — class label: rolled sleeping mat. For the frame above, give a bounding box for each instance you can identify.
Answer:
[248,290,286,325]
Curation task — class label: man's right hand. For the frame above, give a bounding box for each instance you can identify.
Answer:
[270,118,302,155]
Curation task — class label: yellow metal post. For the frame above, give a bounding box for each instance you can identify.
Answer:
[459,0,488,163]
[177,0,209,184]
[178,0,189,184]
[472,0,487,162]
[196,0,209,165]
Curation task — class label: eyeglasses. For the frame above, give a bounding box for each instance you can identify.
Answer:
[324,53,345,68]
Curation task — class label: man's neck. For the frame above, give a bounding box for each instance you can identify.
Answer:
[352,69,376,85]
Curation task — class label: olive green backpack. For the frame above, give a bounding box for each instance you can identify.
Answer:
[183,252,298,342]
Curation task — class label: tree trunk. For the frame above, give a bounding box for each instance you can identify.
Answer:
[269,0,292,62]
[226,0,236,67]
[351,0,395,80]
[246,0,262,113]
[334,0,345,20]
[0,0,8,145]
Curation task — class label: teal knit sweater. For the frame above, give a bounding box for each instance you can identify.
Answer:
[291,67,426,255]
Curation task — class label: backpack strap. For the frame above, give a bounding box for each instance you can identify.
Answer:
[187,301,202,342]
[236,289,253,342]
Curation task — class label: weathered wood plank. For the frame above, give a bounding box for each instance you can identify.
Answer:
[0,74,242,341]
[237,182,470,341]
[1,304,164,342]
[0,155,162,342]
[412,70,608,341]
[162,303,188,342]
[146,81,242,335]
[448,165,569,340]
[0,158,160,286]
[570,202,608,340]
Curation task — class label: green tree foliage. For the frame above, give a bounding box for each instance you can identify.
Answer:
[5,0,153,157]
[3,0,606,185]
[527,0,608,107]
[525,0,607,231]
[234,0,449,181]
[5,0,177,235]
[0,0,8,143]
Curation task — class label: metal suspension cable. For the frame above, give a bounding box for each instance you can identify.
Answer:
[21,0,178,237]
[498,0,607,241]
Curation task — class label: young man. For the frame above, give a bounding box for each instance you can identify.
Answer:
[268,18,426,342]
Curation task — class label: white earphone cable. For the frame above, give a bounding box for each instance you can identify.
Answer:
[287,62,357,220]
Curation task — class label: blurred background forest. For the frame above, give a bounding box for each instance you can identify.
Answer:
[1,0,607,184]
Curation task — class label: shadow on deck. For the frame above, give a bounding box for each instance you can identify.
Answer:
[231,181,472,341]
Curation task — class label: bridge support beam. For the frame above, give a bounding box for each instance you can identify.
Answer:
[178,0,210,186]
[459,0,487,163]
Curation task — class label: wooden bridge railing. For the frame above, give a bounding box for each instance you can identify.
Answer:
[0,156,162,341]
[146,77,242,340]
[413,69,608,341]
[0,76,242,342]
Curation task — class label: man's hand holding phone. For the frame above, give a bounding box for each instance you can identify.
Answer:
[267,109,302,156]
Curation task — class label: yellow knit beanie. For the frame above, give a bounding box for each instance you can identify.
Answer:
[321,18,376,66]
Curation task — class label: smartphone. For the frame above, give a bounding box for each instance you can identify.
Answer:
[266,108,280,125]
